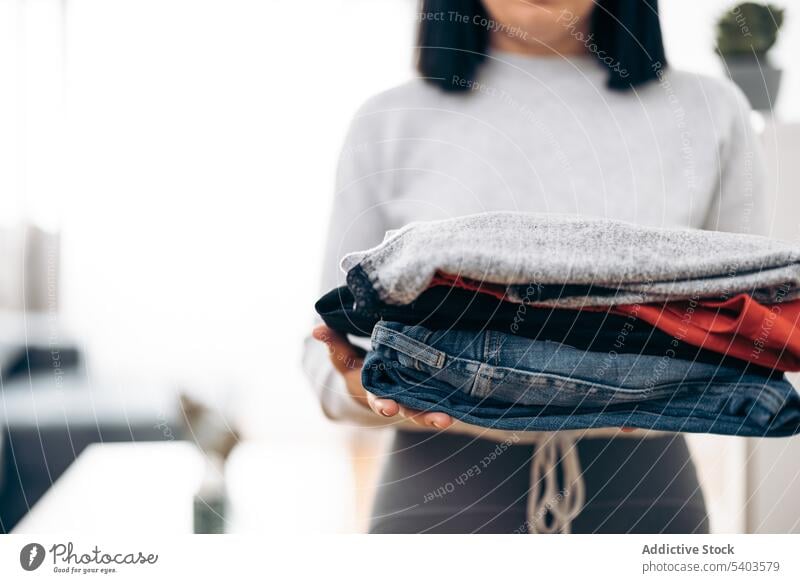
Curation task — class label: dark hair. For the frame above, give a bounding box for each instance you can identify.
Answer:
[416,0,667,92]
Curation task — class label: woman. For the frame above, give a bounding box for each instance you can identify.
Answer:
[304,0,765,533]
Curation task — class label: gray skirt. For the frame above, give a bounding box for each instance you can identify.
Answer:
[369,430,709,534]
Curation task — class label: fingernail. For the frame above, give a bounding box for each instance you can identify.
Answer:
[431,421,441,429]
[378,407,393,417]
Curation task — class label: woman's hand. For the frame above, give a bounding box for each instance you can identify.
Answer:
[312,325,454,430]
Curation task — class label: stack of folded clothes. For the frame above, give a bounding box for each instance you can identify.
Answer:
[315,211,800,532]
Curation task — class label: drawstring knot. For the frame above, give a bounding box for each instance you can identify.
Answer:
[526,433,586,533]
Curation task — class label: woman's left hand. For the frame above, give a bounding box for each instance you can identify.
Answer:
[312,325,454,430]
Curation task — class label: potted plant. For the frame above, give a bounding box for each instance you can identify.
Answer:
[715,2,785,111]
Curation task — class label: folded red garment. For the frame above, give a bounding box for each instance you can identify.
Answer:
[430,272,508,301]
[429,271,800,371]
[615,296,800,372]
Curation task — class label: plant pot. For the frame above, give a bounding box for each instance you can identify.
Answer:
[721,56,782,111]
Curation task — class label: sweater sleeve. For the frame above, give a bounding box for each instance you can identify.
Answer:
[301,104,397,426]
[702,84,768,236]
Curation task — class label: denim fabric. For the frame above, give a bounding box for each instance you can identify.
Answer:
[317,286,773,373]
[362,322,800,436]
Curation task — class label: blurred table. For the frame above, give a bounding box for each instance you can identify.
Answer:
[0,370,179,532]
[13,436,357,534]
[14,442,203,534]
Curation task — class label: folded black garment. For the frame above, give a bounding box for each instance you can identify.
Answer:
[345,262,618,316]
[316,286,778,375]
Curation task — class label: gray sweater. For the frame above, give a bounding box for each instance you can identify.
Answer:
[304,52,768,425]
[342,211,799,309]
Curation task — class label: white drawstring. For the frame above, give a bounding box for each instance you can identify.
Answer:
[526,433,586,534]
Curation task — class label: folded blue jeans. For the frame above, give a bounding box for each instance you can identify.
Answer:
[363,322,800,437]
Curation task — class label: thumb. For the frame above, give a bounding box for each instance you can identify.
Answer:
[312,325,364,375]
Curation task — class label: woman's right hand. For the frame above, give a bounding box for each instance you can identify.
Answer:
[312,325,454,430]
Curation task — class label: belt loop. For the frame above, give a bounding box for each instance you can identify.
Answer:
[371,324,446,369]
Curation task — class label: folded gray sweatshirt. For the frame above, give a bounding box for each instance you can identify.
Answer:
[342,212,800,308]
